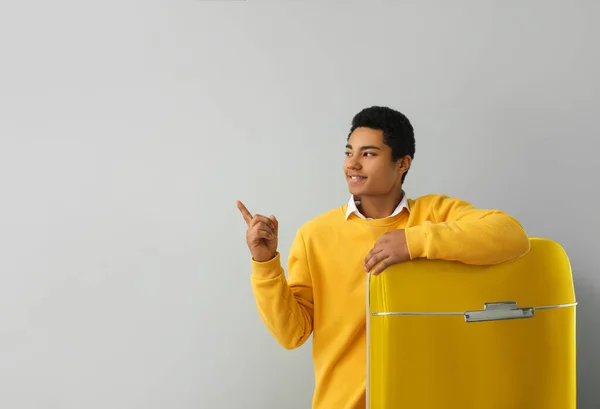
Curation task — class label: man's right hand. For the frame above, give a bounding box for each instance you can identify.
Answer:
[237,200,279,262]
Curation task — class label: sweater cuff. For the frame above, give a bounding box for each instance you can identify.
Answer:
[405,226,428,259]
[251,252,284,280]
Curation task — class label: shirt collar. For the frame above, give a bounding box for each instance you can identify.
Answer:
[345,191,409,220]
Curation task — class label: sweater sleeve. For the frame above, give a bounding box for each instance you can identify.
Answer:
[249,230,314,350]
[404,195,531,265]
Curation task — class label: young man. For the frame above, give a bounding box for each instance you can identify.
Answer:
[237,106,530,409]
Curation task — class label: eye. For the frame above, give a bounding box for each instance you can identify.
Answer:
[345,151,352,156]
[364,151,376,157]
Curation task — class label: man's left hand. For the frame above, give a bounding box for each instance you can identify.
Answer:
[364,229,411,275]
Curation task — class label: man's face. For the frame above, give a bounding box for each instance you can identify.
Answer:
[344,127,406,197]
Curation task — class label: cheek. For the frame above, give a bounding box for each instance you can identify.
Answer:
[370,165,398,186]
[369,163,392,178]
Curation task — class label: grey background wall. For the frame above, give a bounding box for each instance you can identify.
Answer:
[0,1,597,408]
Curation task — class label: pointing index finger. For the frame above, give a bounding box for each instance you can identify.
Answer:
[236,200,253,225]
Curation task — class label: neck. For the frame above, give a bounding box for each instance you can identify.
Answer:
[357,189,404,219]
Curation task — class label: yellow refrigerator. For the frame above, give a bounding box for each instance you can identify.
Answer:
[367,237,577,409]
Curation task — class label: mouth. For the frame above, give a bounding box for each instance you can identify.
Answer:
[347,175,367,182]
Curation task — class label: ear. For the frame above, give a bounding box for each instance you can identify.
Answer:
[397,155,412,174]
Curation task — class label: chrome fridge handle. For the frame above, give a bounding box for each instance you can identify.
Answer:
[464,301,534,323]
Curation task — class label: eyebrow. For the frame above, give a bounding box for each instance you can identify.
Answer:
[345,144,381,151]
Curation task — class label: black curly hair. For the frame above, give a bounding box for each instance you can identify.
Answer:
[348,106,416,183]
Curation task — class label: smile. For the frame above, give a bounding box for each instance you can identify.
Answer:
[348,175,367,182]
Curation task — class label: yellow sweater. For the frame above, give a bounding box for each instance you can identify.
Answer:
[250,194,530,409]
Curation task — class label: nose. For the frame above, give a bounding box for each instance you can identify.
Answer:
[345,155,361,171]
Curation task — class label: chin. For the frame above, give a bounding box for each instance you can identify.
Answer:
[347,186,365,196]
[346,177,371,196]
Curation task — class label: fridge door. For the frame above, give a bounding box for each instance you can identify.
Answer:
[367,238,577,409]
